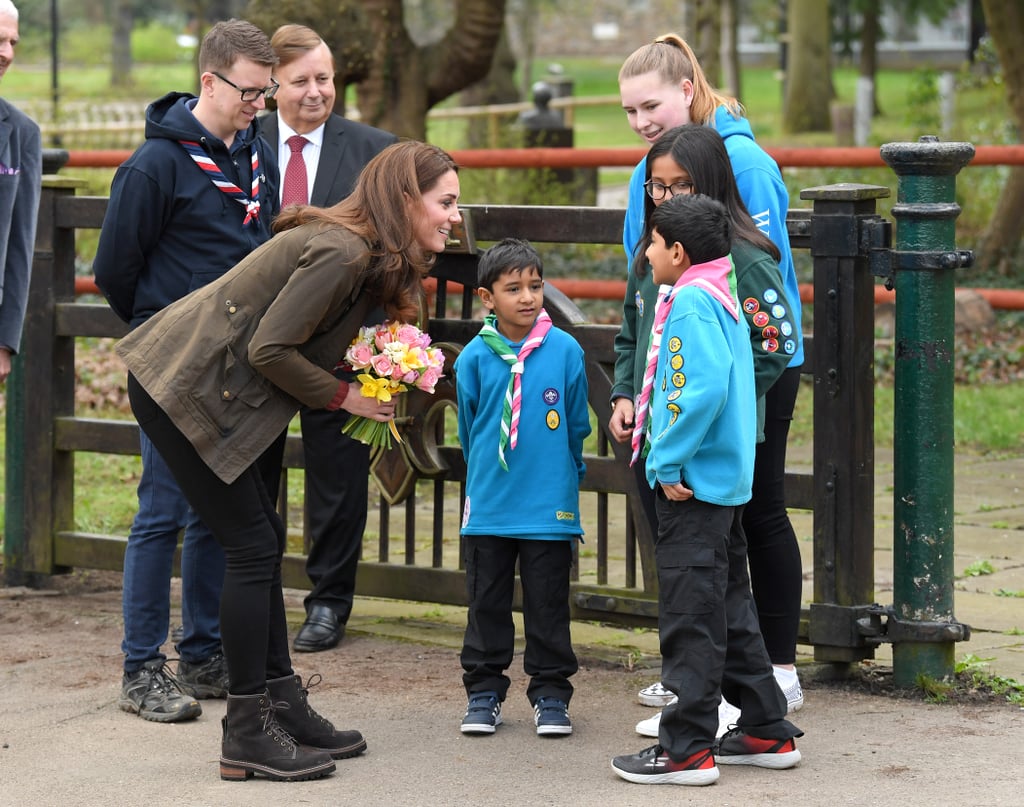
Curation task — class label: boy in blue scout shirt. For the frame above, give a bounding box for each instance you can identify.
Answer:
[611,194,802,786]
[455,238,590,738]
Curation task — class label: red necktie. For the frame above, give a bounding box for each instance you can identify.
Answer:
[282,134,309,206]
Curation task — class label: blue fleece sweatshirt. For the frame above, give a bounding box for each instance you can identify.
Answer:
[645,284,756,506]
[622,106,803,367]
[94,92,279,327]
[456,324,590,540]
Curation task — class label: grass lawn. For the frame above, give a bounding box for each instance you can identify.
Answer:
[1,51,1019,542]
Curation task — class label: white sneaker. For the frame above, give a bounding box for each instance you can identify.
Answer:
[637,680,675,707]
[773,667,804,713]
[634,706,667,737]
[717,698,741,733]
[635,697,740,739]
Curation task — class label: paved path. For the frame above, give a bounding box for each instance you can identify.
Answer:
[1,451,1022,805]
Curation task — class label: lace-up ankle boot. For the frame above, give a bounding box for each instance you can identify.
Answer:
[219,691,336,782]
[266,674,367,759]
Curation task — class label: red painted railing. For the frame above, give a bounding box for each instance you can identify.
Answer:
[66,145,1024,310]
[65,144,1024,170]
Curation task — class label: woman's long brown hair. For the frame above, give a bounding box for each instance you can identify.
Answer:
[274,140,458,322]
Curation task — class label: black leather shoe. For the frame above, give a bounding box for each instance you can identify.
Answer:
[293,605,344,653]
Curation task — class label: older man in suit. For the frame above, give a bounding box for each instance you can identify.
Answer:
[0,0,41,385]
[262,24,398,652]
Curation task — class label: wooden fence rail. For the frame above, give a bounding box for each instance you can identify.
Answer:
[6,166,907,668]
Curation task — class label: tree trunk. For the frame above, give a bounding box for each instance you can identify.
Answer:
[720,0,742,100]
[976,0,1024,276]
[356,0,506,139]
[110,0,133,88]
[782,0,832,133]
[858,0,882,116]
[460,28,519,149]
[508,0,541,101]
[689,0,720,86]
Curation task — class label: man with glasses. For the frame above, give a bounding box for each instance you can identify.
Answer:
[94,19,279,725]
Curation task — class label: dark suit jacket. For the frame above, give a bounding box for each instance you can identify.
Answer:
[0,98,42,353]
[261,111,398,207]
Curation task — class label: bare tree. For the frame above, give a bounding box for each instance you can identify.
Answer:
[111,0,134,88]
[782,0,833,133]
[681,0,720,84]
[507,0,543,100]
[460,26,519,149]
[720,0,741,99]
[357,0,507,139]
[849,0,961,117]
[976,0,1024,277]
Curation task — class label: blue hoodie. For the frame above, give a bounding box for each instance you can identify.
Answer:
[622,106,803,368]
[94,92,279,327]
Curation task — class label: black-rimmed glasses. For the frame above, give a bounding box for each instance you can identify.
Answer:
[212,71,279,102]
[644,179,695,200]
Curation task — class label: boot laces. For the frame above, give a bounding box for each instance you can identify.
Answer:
[297,674,335,729]
[258,694,300,748]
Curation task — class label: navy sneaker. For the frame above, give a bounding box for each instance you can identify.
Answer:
[460,691,502,735]
[611,744,719,786]
[534,697,572,736]
[715,727,802,769]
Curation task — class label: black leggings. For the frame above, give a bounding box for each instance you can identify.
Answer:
[743,367,802,665]
[128,375,292,694]
[632,366,803,666]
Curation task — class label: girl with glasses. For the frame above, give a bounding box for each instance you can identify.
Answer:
[610,33,806,740]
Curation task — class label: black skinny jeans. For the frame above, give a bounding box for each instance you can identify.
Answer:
[128,375,292,694]
[460,535,578,706]
[632,365,803,666]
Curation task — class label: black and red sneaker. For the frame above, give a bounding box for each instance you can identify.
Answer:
[610,744,719,786]
[715,727,802,769]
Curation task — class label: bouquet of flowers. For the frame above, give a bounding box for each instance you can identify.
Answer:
[340,320,446,449]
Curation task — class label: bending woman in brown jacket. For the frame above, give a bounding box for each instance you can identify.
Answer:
[117,140,462,782]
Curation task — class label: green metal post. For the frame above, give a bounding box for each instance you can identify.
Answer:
[880,137,974,687]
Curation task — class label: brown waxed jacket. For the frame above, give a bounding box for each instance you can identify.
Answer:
[116,222,375,484]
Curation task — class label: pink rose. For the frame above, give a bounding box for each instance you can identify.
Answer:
[374,325,394,350]
[396,324,422,346]
[418,366,442,393]
[346,342,374,369]
[371,353,394,377]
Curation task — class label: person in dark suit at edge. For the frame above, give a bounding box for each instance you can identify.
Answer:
[0,0,41,388]
[262,23,398,653]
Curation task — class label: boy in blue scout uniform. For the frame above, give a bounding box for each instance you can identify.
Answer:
[611,194,802,786]
[455,238,590,738]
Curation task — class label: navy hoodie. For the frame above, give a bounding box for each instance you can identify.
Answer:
[94,92,279,327]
